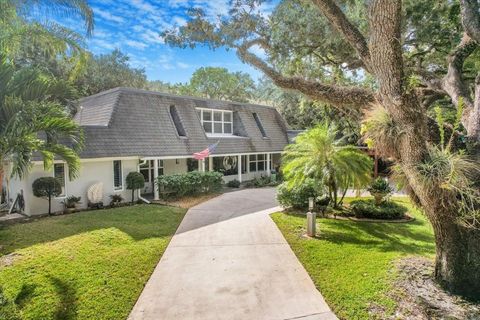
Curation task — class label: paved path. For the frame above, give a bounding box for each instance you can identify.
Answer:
[129,188,336,320]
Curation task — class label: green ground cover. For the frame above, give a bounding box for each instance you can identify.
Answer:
[271,197,435,320]
[0,205,186,320]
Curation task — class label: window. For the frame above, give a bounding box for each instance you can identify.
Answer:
[53,163,66,197]
[158,160,164,176]
[196,108,233,135]
[139,160,164,183]
[170,105,186,137]
[248,154,273,172]
[253,113,267,137]
[113,160,123,191]
[140,161,150,183]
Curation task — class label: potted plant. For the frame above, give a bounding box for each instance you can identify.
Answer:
[367,178,393,205]
[109,194,124,207]
[62,196,81,213]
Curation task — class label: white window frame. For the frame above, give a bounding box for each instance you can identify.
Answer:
[113,160,123,191]
[196,108,233,136]
[248,154,273,172]
[139,160,164,184]
[158,159,164,176]
[53,163,67,198]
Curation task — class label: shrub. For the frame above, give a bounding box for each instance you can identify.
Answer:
[157,171,223,199]
[350,199,407,220]
[62,196,81,209]
[277,179,321,209]
[126,172,145,204]
[32,177,62,215]
[109,194,124,207]
[245,175,273,188]
[367,178,393,205]
[227,179,241,188]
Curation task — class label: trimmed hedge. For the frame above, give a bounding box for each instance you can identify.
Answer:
[350,199,407,220]
[157,171,223,199]
[226,179,241,188]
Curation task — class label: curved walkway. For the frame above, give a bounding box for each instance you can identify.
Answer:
[129,188,336,320]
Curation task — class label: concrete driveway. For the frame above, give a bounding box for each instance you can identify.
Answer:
[129,187,336,320]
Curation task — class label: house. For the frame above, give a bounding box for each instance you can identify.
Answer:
[5,87,289,215]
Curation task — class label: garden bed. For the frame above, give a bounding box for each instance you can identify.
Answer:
[384,257,480,319]
[153,193,221,209]
[323,213,415,223]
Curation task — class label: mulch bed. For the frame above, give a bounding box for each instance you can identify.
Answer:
[153,193,221,209]
[323,213,415,223]
[374,256,480,319]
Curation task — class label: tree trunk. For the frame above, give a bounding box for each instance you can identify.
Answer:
[0,164,4,204]
[368,0,480,298]
[48,194,52,215]
[131,189,135,204]
[434,218,480,299]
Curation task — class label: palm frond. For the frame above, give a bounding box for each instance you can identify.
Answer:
[11,0,94,36]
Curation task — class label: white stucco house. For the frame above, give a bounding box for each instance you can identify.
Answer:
[4,87,290,215]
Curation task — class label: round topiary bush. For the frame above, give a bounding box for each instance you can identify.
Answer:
[126,171,145,204]
[350,199,407,220]
[32,177,63,215]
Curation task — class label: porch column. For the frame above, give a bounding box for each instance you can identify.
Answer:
[247,155,250,173]
[201,159,206,172]
[153,159,159,200]
[267,153,271,176]
[209,157,213,171]
[237,155,242,183]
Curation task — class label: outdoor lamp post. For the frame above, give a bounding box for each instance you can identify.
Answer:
[307,197,316,237]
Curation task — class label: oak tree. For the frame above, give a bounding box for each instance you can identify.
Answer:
[164,0,480,297]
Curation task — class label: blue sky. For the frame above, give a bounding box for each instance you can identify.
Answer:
[57,0,275,83]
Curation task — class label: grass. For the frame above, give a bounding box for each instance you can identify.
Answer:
[271,197,435,320]
[0,204,186,320]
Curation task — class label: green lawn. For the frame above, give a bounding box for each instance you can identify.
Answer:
[0,205,186,320]
[271,197,435,320]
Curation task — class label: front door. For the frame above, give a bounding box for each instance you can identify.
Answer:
[139,160,164,195]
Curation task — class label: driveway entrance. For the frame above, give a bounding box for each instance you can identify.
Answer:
[129,187,336,320]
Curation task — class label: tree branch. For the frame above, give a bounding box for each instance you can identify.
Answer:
[460,0,480,43]
[311,0,371,70]
[236,39,376,113]
[441,33,478,137]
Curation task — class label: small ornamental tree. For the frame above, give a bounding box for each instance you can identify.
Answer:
[32,177,62,215]
[126,172,145,204]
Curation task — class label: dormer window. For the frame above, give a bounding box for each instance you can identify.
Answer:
[252,112,267,138]
[196,108,233,135]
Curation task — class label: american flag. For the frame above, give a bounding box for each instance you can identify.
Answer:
[193,141,219,160]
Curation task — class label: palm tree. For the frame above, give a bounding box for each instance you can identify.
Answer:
[0,56,83,202]
[282,123,373,208]
[0,0,94,77]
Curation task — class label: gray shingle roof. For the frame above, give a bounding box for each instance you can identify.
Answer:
[74,87,289,158]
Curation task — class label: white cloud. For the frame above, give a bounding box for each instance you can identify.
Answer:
[249,44,267,59]
[93,7,125,23]
[91,38,117,50]
[130,0,160,13]
[173,16,187,26]
[125,40,148,50]
[140,29,164,44]
[177,62,190,69]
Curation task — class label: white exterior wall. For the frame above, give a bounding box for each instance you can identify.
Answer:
[9,158,139,216]
[8,153,283,216]
[163,158,187,175]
